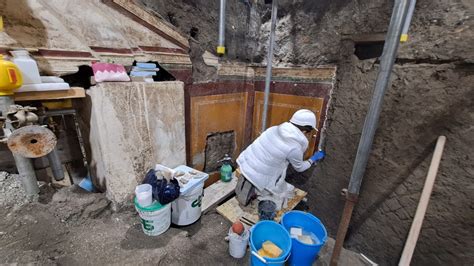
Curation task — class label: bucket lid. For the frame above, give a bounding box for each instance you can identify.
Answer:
[134,196,165,212]
[173,165,209,195]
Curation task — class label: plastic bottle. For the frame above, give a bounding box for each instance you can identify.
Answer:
[10,50,41,84]
[0,54,23,96]
[219,154,233,182]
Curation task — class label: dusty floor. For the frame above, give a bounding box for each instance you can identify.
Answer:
[0,172,367,265]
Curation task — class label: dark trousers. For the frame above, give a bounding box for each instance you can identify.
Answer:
[234,169,257,206]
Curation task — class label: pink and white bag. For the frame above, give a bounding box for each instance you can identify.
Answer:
[91,62,130,82]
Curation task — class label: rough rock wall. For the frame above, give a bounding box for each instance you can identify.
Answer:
[311,54,474,265]
[296,0,474,265]
[139,0,262,82]
[256,0,392,65]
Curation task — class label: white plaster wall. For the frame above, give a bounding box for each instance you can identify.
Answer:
[0,0,183,50]
[87,81,186,204]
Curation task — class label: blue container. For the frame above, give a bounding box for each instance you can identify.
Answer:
[249,221,292,266]
[281,211,328,266]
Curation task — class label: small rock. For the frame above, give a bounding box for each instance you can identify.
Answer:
[0,172,7,181]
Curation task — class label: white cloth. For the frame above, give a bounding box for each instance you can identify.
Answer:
[236,122,312,192]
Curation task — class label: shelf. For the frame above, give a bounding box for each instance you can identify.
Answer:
[13,87,86,101]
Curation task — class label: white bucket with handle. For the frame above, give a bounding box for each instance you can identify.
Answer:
[134,197,171,236]
[228,227,250,259]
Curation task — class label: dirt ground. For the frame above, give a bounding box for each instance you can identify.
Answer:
[0,172,368,265]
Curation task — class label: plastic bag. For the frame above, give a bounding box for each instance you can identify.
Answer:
[142,169,180,205]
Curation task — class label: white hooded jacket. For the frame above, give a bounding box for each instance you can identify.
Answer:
[237,122,312,191]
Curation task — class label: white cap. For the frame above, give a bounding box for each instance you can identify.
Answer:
[290,109,317,129]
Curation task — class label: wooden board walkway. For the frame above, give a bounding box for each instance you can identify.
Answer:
[202,177,238,214]
[216,188,307,226]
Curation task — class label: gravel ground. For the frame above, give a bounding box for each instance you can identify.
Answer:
[0,171,368,265]
[0,172,30,208]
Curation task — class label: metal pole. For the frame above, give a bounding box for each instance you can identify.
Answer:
[217,0,226,55]
[13,153,39,200]
[47,148,64,181]
[330,0,410,264]
[261,0,278,133]
[400,0,416,42]
[0,96,40,201]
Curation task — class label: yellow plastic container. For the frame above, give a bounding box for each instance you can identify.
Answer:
[0,54,23,96]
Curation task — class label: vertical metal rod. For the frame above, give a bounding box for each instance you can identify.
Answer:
[330,0,410,265]
[0,96,13,116]
[47,148,64,181]
[217,0,226,55]
[400,0,417,42]
[13,154,39,200]
[261,0,278,133]
[331,195,357,264]
[1,96,40,200]
[348,0,409,195]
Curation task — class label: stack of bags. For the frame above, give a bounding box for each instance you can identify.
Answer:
[130,62,159,82]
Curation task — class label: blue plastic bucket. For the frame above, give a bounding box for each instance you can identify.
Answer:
[249,221,292,266]
[281,211,328,266]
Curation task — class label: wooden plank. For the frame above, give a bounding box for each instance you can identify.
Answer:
[49,165,73,187]
[344,33,387,43]
[216,188,308,225]
[202,177,237,214]
[14,87,86,101]
[399,136,446,266]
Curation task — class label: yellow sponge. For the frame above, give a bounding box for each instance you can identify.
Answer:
[258,249,271,258]
[262,240,283,258]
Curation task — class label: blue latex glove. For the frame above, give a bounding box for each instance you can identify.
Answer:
[310,150,325,163]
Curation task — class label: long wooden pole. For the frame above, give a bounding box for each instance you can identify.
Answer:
[399,136,446,265]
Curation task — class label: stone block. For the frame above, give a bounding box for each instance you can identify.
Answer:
[86,81,186,204]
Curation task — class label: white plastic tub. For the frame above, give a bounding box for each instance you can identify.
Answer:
[228,227,249,259]
[171,165,208,226]
[171,182,204,226]
[11,50,41,84]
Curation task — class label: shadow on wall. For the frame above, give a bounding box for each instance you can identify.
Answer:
[1,0,53,75]
[2,0,48,48]
[73,94,107,193]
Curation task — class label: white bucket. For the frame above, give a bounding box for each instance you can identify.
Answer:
[171,182,204,226]
[134,197,171,236]
[135,184,152,207]
[228,227,249,259]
